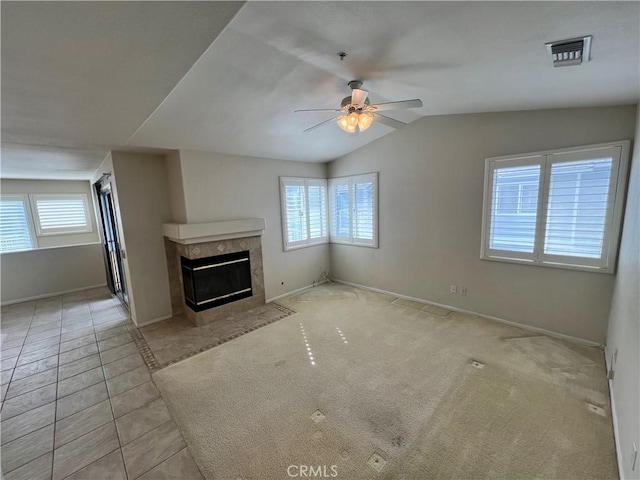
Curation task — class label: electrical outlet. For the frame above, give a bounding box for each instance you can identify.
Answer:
[632,442,638,471]
[461,287,468,296]
[449,285,457,294]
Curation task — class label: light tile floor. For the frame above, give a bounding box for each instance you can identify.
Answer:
[1,287,202,480]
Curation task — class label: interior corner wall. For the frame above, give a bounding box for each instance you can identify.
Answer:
[328,105,637,343]
[605,104,640,480]
[109,152,173,325]
[177,149,330,301]
[165,150,188,224]
[0,178,105,304]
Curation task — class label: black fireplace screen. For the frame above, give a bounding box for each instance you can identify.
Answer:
[181,251,252,312]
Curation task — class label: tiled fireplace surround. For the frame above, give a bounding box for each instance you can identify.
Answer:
[164,236,266,326]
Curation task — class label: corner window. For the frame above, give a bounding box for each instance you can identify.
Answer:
[481,141,629,273]
[280,178,328,250]
[329,172,378,247]
[0,195,34,252]
[30,194,92,236]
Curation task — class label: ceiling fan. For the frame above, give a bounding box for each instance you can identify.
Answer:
[295,80,423,134]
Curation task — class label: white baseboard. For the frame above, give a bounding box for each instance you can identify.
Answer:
[605,346,625,480]
[266,281,326,303]
[133,313,173,328]
[1,284,108,306]
[333,279,601,348]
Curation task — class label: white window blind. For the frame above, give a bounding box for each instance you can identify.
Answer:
[482,142,628,273]
[307,181,328,241]
[0,196,34,252]
[544,158,613,259]
[329,178,351,243]
[280,178,328,250]
[30,194,92,236]
[329,172,378,247]
[489,160,542,256]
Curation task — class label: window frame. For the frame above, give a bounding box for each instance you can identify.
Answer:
[29,193,93,237]
[280,177,328,251]
[329,172,379,248]
[481,141,630,273]
[0,194,37,252]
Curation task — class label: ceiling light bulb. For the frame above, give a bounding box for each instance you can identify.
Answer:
[358,113,374,132]
[337,115,350,132]
[347,112,359,126]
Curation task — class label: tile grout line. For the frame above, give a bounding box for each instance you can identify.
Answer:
[52,293,80,480]
[0,400,57,447]
[2,290,133,479]
[2,301,36,403]
[53,290,121,480]
[95,296,132,480]
[121,418,178,480]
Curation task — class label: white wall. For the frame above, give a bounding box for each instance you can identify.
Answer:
[165,151,187,224]
[0,178,100,247]
[109,152,173,326]
[176,150,330,301]
[606,104,640,480]
[329,105,637,343]
[0,178,105,304]
[1,243,106,304]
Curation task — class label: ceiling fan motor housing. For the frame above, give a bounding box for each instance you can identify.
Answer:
[341,96,370,110]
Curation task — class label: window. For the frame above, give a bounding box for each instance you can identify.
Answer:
[30,194,92,236]
[329,172,378,247]
[0,195,34,252]
[280,178,328,250]
[481,141,629,272]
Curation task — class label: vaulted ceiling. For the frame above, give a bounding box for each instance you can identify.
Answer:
[2,1,639,179]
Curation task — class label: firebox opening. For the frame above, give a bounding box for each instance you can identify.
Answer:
[181,250,252,312]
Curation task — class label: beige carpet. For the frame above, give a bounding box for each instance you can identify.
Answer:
[153,284,617,480]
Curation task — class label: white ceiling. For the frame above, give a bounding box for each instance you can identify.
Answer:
[1,1,244,179]
[2,1,639,178]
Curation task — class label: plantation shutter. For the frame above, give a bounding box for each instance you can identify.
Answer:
[307,180,328,242]
[352,173,377,246]
[482,143,626,272]
[486,158,542,259]
[328,178,351,243]
[282,180,308,248]
[540,146,621,267]
[0,196,33,252]
[31,194,91,235]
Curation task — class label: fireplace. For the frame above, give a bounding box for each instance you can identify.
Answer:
[181,251,252,312]
[163,221,266,326]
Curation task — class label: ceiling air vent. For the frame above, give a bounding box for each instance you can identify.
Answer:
[545,36,592,67]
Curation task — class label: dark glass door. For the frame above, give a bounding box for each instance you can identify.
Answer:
[94,180,128,305]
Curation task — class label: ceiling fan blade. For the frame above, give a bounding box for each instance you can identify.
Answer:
[303,117,336,133]
[350,88,369,107]
[369,99,423,112]
[374,113,407,130]
[295,108,341,113]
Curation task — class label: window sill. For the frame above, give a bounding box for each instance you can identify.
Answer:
[0,242,102,256]
[283,240,328,252]
[480,254,614,274]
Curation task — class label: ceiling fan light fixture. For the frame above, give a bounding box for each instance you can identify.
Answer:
[337,115,354,133]
[337,112,371,133]
[358,112,374,132]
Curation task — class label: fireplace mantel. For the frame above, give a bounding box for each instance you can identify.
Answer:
[162,218,265,244]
